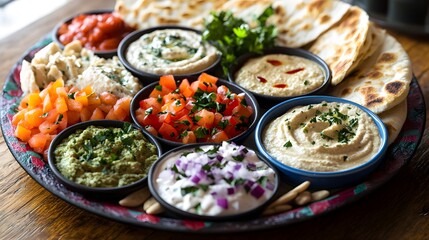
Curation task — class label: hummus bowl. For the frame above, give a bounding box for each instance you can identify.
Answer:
[47,120,162,199]
[254,96,388,189]
[130,77,260,148]
[118,26,221,83]
[52,10,135,59]
[228,47,331,108]
[148,142,279,221]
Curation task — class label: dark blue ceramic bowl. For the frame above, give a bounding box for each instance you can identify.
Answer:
[130,79,260,149]
[254,96,388,189]
[228,47,331,108]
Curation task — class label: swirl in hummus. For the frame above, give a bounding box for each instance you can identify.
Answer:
[262,102,381,172]
[126,29,219,75]
[235,54,325,97]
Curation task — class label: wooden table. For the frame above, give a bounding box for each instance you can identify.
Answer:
[1,1,428,239]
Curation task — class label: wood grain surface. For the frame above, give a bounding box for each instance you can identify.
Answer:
[0,1,428,239]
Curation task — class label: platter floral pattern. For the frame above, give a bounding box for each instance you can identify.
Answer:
[0,36,425,233]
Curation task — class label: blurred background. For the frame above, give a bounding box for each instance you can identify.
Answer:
[0,0,68,40]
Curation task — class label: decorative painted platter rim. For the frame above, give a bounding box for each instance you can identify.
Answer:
[1,37,426,233]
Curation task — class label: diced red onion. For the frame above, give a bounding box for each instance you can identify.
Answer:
[244,180,255,191]
[175,159,181,167]
[266,181,275,191]
[182,163,188,171]
[247,163,256,171]
[216,155,223,161]
[191,175,201,184]
[250,184,265,199]
[211,191,217,196]
[233,164,242,171]
[227,187,235,195]
[217,198,228,209]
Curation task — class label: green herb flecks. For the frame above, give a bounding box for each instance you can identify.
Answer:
[203,6,277,75]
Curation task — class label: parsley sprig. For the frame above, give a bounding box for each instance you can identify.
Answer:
[203,6,277,75]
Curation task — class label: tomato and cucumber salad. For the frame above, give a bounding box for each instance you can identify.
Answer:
[135,73,254,144]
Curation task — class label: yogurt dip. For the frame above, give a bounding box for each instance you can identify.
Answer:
[153,142,277,216]
[126,29,219,75]
[262,102,381,172]
[234,54,325,97]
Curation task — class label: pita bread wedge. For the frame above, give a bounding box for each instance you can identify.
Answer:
[309,6,370,85]
[115,0,227,31]
[270,0,350,48]
[379,100,407,145]
[330,33,412,114]
[348,24,386,74]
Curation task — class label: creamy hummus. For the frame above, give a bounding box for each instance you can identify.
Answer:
[153,142,276,216]
[262,102,381,172]
[126,29,219,75]
[235,54,325,96]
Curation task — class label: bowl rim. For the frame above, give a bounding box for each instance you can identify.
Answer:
[227,46,332,101]
[51,9,120,56]
[117,25,222,81]
[130,78,260,147]
[254,95,389,177]
[147,142,280,221]
[47,120,163,194]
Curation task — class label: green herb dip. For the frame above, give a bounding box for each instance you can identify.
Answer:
[54,124,158,187]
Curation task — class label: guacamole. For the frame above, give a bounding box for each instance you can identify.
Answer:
[54,124,158,188]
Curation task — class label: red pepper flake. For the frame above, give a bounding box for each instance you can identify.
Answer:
[266,59,282,66]
[257,76,268,83]
[286,68,305,74]
[273,84,288,88]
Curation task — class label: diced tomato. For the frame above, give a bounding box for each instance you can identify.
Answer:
[179,79,194,98]
[15,125,32,142]
[90,107,105,120]
[67,98,83,112]
[67,110,81,126]
[99,92,118,105]
[27,92,42,109]
[149,85,173,98]
[181,131,196,144]
[24,108,45,128]
[158,123,178,141]
[195,109,215,128]
[139,98,162,113]
[167,98,185,114]
[80,107,92,122]
[105,108,121,120]
[159,75,177,91]
[223,98,240,115]
[113,97,131,118]
[39,121,59,134]
[158,112,174,124]
[232,104,253,120]
[174,115,194,133]
[43,94,53,113]
[28,133,50,150]
[141,114,162,130]
[144,125,158,136]
[211,130,229,143]
[198,73,218,84]
[12,109,27,126]
[57,112,68,131]
[55,97,68,113]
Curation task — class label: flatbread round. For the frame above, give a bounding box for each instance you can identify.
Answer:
[330,33,412,114]
[309,6,370,85]
[269,0,350,48]
[379,100,407,145]
[220,0,274,28]
[115,0,227,30]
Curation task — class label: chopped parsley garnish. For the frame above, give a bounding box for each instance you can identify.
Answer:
[40,112,49,118]
[232,155,245,162]
[55,114,64,124]
[194,127,209,138]
[343,156,348,161]
[155,85,162,91]
[284,141,292,148]
[304,80,309,85]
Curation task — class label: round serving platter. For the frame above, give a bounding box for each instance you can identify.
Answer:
[0,36,426,233]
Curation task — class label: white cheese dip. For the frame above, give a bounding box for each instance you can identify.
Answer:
[153,142,276,216]
[262,102,381,172]
[126,29,219,75]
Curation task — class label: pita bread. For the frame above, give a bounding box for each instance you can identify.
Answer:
[348,24,386,74]
[330,33,412,114]
[379,100,407,145]
[270,0,350,48]
[309,6,370,85]
[115,0,227,31]
[220,0,274,28]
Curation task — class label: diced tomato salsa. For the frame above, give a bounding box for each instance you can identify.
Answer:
[12,78,131,159]
[135,73,254,144]
[57,12,135,51]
